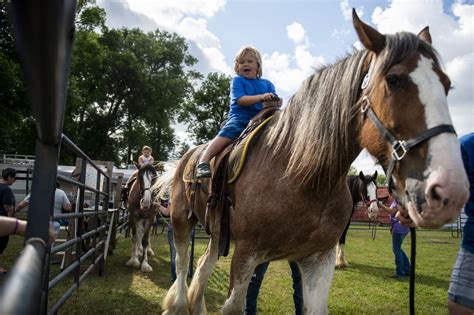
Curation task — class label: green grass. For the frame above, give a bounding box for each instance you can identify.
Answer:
[0,226,460,314]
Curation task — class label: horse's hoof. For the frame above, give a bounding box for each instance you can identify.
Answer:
[335,262,348,268]
[147,248,155,256]
[126,258,140,268]
[141,263,153,272]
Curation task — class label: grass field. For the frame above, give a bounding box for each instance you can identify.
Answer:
[0,225,461,314]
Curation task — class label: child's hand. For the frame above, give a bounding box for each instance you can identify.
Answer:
[261,93,276,102]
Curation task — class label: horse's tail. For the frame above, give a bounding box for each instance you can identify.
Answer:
[151,167,176,204]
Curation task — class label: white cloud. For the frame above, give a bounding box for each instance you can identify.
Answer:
[287,22,306,44]
[119,0,229,74]
[263,23,324,97]
[340,0,364,21]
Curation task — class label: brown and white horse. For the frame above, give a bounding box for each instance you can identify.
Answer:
[163,11,469,314]
[336,171,378,268]
[126,163,159,272]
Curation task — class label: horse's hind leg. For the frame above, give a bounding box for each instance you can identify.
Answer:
[222,245,259,314]
[336,220,351,268]
[297,247,336,315]
[163,218,194,314]
[187,232,220,314]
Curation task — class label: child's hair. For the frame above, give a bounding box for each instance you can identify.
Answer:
[234,46,262,78]
[142,145,152,153]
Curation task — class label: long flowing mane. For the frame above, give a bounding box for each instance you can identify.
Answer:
[266,32,442,187]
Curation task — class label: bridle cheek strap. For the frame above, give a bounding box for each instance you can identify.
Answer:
[361,96,456,193]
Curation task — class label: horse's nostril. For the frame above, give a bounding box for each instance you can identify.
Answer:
[429,185,442,201]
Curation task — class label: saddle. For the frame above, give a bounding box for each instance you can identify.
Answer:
[183,106,279,257]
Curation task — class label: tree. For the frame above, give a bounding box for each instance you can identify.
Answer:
[180,72,231,144]
[347,165,358,176]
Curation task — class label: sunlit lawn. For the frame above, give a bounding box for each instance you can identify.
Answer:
[0,225,460,314]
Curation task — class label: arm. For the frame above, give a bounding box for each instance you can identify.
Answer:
[4,205,15,217]
[237,93,276,106]
[159,204,170,216]
[0,217,27,237]
[379,202,397,214]
[16,200,29,212]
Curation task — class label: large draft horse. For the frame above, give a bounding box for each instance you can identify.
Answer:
[335,171,378,268]
[126,163,158,272]
[164,11,469,314]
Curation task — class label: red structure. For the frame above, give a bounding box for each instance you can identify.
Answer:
[351,186,392,225]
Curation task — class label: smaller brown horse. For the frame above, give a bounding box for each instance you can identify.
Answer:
[126,162,159,272]
[336,171,378,268]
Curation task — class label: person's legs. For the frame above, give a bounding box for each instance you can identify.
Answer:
[289,261,303,315]
[401,242,411,275]
[196,136,233,178]
[245,261,270,315]
[448,247,474,314]
[391,232,406,277]
[168,227,177,282]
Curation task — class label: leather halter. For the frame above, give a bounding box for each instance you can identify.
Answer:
[360,191,378,208]
[359,58,456,194]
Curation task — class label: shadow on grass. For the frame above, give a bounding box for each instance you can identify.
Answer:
[347,262,450,290]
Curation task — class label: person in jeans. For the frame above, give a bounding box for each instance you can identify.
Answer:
[380,200,411,278]
[448,132,474,314]
[245,261,302,315]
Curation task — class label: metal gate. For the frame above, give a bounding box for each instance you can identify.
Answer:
[0,1,111,314]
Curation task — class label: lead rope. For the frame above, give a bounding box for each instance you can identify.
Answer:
[410,227,416,315]
[370,220,378,240]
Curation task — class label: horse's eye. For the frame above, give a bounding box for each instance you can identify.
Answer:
[386,74,400,88]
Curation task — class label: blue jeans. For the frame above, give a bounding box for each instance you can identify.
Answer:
[167,226,176,282]
[392,232,410,276]
[245,261,303,315]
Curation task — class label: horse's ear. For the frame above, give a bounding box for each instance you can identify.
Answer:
[154,162,165,172]
[359,171,365,180]
[133,161,140,169]
[417,26,432,45]
[372,171,378,181]
[352,8,386,54]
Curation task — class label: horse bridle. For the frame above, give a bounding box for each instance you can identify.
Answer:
[360,96,456,193]
[360,190,378,209]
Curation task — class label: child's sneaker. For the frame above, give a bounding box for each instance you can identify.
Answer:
[196,163,212,178]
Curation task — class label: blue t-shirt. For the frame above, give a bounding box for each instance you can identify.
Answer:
[460,133,474,253]
[228,75,277,121]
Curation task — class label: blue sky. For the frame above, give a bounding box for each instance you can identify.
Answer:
[98,0,473,172]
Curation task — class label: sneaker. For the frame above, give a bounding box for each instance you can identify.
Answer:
[196,163,212,178]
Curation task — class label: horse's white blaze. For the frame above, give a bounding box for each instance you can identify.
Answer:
[141,172,152,209]
[407,55,468,226]
[366,181,379,220]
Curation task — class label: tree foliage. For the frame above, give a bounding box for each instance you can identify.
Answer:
[180,72,231,144]
[1,0,200,166]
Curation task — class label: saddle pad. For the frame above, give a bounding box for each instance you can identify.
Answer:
[183,144,208,183]
[227,115,273,183]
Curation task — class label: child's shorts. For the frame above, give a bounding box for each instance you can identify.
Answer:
[218,118,249,140]
[448,247,474,310]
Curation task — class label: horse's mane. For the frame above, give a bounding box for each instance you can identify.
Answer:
[266,32,442,188]
[151,169,175,204]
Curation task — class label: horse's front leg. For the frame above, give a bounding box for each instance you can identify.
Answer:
[222,244,260,315]
[163,219,194,315]
[140,219,153,272]
[297,246,336,315]
[126,224,140,268]
[187,231,220,314]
